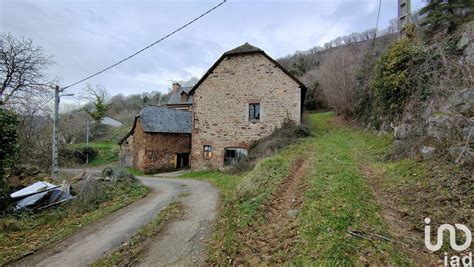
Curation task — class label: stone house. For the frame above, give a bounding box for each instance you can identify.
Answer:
[118,106,192,173]
[189,43,306,170]
[165,82,193,111]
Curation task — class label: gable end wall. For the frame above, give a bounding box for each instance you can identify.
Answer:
[191,53,301,170]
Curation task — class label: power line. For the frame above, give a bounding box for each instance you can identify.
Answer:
[62,0,226,90]
[372,0,382,48]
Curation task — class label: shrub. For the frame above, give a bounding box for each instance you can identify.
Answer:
[71,166,139,212]
[228,119,311,174]
[304,81,327,110]
[0,110,18,213]
[62,146,98,165]
[370,33,425,120]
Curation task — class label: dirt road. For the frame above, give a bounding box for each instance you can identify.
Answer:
[14,176,219,267]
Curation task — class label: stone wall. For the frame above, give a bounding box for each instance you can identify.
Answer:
[191,53,302,169]
[119,135,133,167]
[132,118,191,173]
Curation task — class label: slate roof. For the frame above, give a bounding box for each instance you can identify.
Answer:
[139,106,192,133]
[223,42,263,56]
[166,86,193,105]
[118,106,191,144]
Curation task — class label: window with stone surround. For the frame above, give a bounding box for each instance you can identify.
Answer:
[249,103,260,121]
[203,145,212,158]
[224,147,248,166]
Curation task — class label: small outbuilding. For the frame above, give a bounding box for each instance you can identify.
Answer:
[118,106,192,173]
[99,116,123,127]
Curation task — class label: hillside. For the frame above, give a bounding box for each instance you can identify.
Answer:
[278,21,473,167]
[182,112,461,265]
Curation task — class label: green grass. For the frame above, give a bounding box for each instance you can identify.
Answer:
[180,170,243,192]
[92,202,184,266]
[181,112,424,265]
[295,112,410,265]
[0,180,149,265]
[69,141,119,166]
[180,139,308,263]
[126,167,149,177]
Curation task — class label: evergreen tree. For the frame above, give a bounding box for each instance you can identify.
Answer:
[420,0,474,32]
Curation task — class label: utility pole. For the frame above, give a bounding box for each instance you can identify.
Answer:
[52,86,60,180]
[86,119,90,165]
[51,85,74,180]
[398,0,412,37]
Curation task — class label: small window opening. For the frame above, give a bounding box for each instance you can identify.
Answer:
[224,147,248,166]
[203,145,212,158]
[249,103,260,121]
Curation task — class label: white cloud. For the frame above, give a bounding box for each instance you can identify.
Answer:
[0,0,427,97]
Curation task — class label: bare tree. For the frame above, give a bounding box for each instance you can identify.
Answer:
[0,33,53,107]
[318,44,369,117]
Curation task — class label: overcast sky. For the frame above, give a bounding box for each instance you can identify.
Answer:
[1,0,426,97]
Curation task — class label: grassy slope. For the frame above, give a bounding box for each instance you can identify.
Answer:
[68,141,119,166]
[0,182,149,265]
[181,145,305,263]
[295,112,409,265]
[182,112,428,265]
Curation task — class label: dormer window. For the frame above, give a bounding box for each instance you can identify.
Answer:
[181,93,188,103]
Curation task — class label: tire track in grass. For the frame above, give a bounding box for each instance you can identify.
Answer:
[237,155,311,265]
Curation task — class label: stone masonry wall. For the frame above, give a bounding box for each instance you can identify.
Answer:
[132,118,191,173]
[191,53,302,170]
[119,135,133,167]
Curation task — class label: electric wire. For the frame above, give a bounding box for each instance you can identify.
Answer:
[372,0,382,48]
[62,0,226,90]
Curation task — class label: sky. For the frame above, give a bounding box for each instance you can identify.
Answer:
[0,0,426,97]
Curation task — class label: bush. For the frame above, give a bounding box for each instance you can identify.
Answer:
[304,81,327,110]
[370,32,426,120]
[0,110,18,213]
[228,119,311,174]
[62,146,98,165]
[71,166,139,212]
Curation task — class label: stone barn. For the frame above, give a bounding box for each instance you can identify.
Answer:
[118,106,192,173]
[188,43,306,170]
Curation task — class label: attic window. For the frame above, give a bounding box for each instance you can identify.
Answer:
[203,145,212,158]
[249,103,260,121]
[181,93,188,102]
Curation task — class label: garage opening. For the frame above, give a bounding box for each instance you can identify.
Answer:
[224,147,248,166]
[177,153,189,168]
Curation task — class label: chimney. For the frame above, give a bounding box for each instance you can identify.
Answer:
[172,82,181,93]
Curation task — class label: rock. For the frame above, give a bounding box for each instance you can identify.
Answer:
[420,146,435,160]
[402,113,414,123]
[441,89,474,116]
[377,130,388,137]
[464,42,474,63]
[394,124,413,140]
[448,146,474,164]
[457,35,470,50]
[463,125,473,139]
[287,209,299,218]
[458,21,474,49]
[426,114,467,140]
